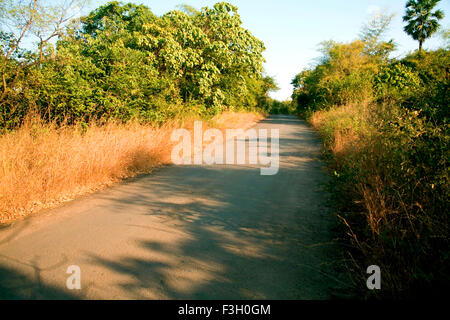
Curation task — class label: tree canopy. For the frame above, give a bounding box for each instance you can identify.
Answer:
[0,1,274,128]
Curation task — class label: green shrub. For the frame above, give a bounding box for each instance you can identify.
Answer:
[310,100,449,299]
[295,20,449,297]
[374,62,422,100]
[0,1,272,129]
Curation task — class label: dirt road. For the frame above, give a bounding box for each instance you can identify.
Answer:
[0,115,344,299]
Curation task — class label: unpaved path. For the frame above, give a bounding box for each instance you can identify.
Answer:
[0,115,344,299]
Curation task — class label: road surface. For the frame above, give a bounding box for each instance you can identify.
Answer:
[0,115,345,299]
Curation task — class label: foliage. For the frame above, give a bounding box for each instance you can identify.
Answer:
[403,0,445,51]
[0,1,273,129]
[360,12,395,60]
[293,5,449,298]
[291,14,396,111]
[292,40,383,109]
[266,99,295,115]
[310,102,449,298]
[0,0,86,100]
[400,49,450,123]
[374,62,422,99]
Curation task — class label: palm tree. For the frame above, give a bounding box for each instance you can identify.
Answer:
[403,0,445,51]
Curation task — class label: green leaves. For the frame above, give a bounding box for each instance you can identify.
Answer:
[0,1,272,128]
[360,13,396,60]
[292,40,380,109]
[374,62,422,99]
[78,1,266,108]
[403,0,445,50]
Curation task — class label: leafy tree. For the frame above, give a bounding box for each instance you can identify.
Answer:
[0,0,86,127]
[292,40,381,109]
[0,0,86,95]
[238,75,278,111]
[403,0,445,51]
[400,49,450,122]
[0,1,273,128]
[441,27,450,49]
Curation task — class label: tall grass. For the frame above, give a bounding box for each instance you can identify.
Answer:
[0,111,263,224]
[309,101,449,298]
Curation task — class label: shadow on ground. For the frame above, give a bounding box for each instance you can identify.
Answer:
[0,115,350,299]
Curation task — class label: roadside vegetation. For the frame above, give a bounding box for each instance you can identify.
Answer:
[0,111,262,224]
[292,0,449,298]
[266,99,296,115]
[0,1,273,223]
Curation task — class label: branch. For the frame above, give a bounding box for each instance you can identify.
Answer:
[1,0,38,99]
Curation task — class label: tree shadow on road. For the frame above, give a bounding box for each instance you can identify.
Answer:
[83,160,347,299]
[0,264,77,299]
[0,115,351,299]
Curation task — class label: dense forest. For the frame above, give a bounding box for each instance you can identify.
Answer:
[291,1,449,298]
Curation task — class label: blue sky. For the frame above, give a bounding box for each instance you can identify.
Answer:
[90,0,450,100]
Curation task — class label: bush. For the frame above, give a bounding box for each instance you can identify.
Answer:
[400,50,450,123]
[292,40,381,112]
[267,100,295,114]
[0,1,272,129]
[374,62,422,100]
[295,27,449,298]
[310,100,449,299]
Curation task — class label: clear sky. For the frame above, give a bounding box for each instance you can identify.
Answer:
[89,0,450,100]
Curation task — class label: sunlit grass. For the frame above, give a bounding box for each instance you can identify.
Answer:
[309,101,449,298]
[0,111,263,224]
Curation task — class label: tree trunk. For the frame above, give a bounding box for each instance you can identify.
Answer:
[419,40,423,52]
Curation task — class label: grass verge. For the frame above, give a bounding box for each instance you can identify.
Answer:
[0,111,263,224]
[308,101,449,299]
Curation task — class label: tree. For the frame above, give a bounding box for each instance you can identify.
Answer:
[403,0,445,52]
[441,27,450,49]
[0,0,86,101]
[176,4,199,17]
[0,1,271,128]
[360,12,396,60]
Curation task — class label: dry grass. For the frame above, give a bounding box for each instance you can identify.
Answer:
[309,102,374,158]
[211,110,264,130]
[0,111,263,224]
[308,101,449,298]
